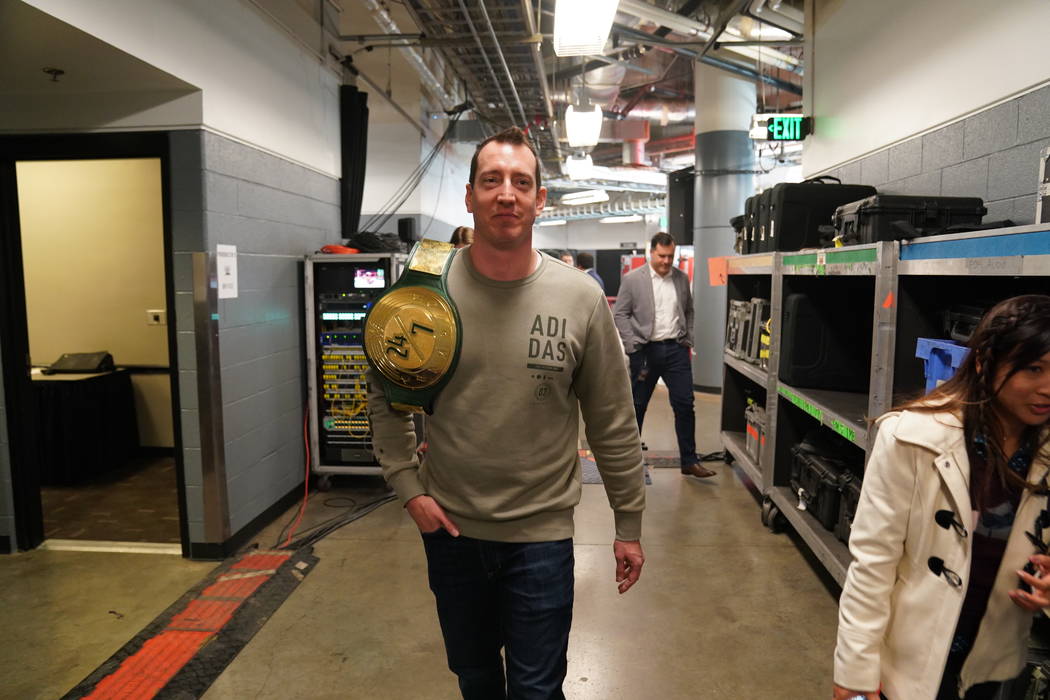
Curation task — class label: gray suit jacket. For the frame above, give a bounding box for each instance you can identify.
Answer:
[612,264,694,354]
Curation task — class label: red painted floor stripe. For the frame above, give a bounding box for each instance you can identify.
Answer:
[79,550,289,698]
[231,552,291,571]
[168,599,240,631]
[83,631,212,700]
[202,575,268,599]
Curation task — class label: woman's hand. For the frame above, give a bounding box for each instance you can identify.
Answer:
[832,684,879,699]
[1011,554,1050,611]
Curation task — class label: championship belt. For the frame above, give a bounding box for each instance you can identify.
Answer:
[363,239,461,414]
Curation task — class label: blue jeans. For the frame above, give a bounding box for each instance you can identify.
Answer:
[421,530,574,700]
[629,340,697,466]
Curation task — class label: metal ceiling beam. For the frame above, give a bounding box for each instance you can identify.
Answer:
[612,23,802,95]
[696,0,757,60]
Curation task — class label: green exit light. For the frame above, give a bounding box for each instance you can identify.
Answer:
[767,116,810,141]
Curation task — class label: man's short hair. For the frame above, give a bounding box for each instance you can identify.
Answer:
[650,232,676,250]
[576,251,594,269]
[469,127,541,190]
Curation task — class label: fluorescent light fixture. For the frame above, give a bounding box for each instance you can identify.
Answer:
[561,189,609,206]
[599,214,644,224]
[538,219,568,226]
[564,153,594,180]
[564,105,603,147]
[553,0,619,56]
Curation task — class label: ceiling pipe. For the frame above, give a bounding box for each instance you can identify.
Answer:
[616,0,799,72]
[359,0,455,108]
[476,0,529,128]
[455,0,517,125]
[519,0,563,165]
[613,23,802,95]
[625,98,695,123]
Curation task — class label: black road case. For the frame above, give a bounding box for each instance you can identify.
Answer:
[765,177,876,252]
[790,445,846,531]
[831,194,986,246]
[835,476,862,543]
[778,293,871,392]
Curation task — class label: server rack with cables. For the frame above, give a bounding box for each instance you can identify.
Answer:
[304,253,404,485]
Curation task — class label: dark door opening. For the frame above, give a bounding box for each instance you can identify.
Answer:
[0,133,188,554]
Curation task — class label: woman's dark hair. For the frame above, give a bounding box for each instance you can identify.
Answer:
[450,226,474,248]
[897,294,1050,492]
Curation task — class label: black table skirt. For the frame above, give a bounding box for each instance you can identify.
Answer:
[31,370,140,486]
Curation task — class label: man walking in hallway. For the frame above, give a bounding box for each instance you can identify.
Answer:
[575,251,605,293]
[367,127,646,700]
[613,232,715,479]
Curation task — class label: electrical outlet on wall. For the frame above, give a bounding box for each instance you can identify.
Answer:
[146,309,166,325]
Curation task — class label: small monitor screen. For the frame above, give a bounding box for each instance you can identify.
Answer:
[353,268,385,289]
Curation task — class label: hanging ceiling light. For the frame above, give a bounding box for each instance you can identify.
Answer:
[553,0,619,56]
[564,105,604,148]
[561,189,610,206]
[599,214,644,224]
[564,153,594,180]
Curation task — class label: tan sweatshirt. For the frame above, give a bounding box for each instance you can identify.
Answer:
[367,249,645,542]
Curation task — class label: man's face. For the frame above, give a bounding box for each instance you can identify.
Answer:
[649,243,675,277]
[465,141,547,249]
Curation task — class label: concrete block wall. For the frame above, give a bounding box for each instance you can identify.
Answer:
[818,84,1050,225]
[197,131,339,537]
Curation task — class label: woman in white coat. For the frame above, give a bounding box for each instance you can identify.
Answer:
[833,295,1050,700]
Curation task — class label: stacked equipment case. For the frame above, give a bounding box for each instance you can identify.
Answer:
[719,223,1050,588]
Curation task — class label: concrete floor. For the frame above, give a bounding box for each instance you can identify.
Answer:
[0,550,217,699]
[0,387,840,699]
[204,388,840,699]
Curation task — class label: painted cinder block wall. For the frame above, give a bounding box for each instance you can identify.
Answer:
[814,84,1050,225]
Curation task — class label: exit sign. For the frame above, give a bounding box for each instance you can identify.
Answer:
[766,115,811,141]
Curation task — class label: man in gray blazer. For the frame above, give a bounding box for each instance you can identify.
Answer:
[612,232,715,479]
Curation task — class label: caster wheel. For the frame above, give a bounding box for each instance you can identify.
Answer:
[316,475,332,492]
[761,498,786,533]
[723,450,735,465]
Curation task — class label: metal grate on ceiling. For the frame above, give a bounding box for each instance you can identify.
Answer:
[401,0,563,172]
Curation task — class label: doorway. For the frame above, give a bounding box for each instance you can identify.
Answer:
[0,133,188,553]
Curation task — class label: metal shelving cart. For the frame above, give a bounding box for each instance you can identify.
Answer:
[721,226,1050,588]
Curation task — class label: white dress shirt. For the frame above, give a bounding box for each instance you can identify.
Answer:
[649,265,681,341]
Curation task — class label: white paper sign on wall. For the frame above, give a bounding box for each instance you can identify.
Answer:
[217,244,238,299]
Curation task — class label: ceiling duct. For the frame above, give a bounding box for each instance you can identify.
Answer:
[621,98,695,124]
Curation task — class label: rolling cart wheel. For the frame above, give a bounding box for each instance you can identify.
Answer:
[316,475,332,492]
[761,497,785,533]
[723,450,735,465]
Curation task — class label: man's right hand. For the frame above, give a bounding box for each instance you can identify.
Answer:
[405,495,460,536]
[832,684,878,700]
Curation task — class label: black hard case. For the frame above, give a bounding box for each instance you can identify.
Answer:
[831,194,986,245]
[745,297,771,365]
[835,476,862,543]
[765,177,876,252]
[744,195,759,254]
[790,447,844,531]
[778,293,871,392]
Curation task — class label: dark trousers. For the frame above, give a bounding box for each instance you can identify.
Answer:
[421,531,574,700]
[628,340,697,466]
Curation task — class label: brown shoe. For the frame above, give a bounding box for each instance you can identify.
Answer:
[681,464,716,478]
